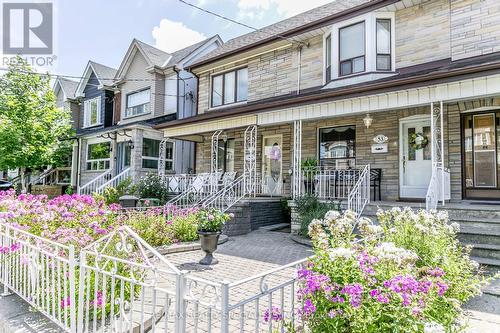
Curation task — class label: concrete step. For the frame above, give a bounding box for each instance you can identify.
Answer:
[459,228,500,247]
[470,244,500,261]
[471,257,500,274]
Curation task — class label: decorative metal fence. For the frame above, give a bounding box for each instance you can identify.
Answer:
[300,167,365,200]
[0,223,312,333]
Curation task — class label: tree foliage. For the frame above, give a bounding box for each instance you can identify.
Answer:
[0,57,72,174]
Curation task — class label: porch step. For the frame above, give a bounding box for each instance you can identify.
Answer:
[459,228,500,247]
[471,257,500,273]
[469,244,500,261]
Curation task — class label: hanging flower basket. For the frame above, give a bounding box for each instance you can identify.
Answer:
[409,133,429,150]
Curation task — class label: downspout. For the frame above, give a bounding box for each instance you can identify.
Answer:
[296,45,303,95]
[76,137,81,190]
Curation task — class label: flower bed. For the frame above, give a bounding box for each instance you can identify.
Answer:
[0,189,201,248]
[266,209,493,333]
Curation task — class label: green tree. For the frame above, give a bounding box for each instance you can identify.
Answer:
[0,57,72,191]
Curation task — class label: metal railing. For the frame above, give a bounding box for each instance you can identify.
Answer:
[167,173,218,209]
[162,173,198,193]
[347,164,370,218]
[301,168,365,200]
[202,173,246,212]
[78,170,112,195]
[425,163,450,211]
[96,168,131,193]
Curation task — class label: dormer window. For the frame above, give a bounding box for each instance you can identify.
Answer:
[126,88,150,118]
[324,12,395,84]
[339,22,365,76]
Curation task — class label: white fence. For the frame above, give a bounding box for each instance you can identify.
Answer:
[0,224,310,333]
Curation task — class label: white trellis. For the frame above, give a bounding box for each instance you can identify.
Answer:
[210,130,223,175]
[244,125,257,196]
[158,138,169,179]
[292,120,302,199]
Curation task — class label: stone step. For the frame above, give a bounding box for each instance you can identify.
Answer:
[471,257,500,274]
[470,244,500,261]
[459,228,500,246]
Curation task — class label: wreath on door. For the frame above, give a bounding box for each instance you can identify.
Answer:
[409,132,429,150]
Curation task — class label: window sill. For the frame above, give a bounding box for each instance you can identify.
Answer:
[123,112,151,120]
[82,123,103,130]
[323,71,398,90]
[208,101,247,112]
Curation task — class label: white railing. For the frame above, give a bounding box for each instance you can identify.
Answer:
[167,173,218,209]
[426,163,450,211]
[96,167,131,193]
[202,173,246,212]
[300,168,365,200]
[347,164,371,218]
[0,224,77,331]
[162,173,198,193]
[78,170,112,195]
[29,168,56,186]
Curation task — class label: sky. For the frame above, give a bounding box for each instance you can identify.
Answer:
[51,0,333,77]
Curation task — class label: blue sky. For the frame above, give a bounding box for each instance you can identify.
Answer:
[54,0,331,77]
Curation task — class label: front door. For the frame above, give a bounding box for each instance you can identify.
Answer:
[399,117,432,199]
[116,142,131,174]
[261,135,282,196]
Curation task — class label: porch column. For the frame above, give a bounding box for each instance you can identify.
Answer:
[430,101,446,206]
[158,138,169,179]
[244,125,257,196]
[210,130,222,175]
[292,120,302,199]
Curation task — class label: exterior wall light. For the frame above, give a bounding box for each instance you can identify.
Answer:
[363,113,373,128]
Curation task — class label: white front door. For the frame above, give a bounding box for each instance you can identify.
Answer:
[399,117,432,198]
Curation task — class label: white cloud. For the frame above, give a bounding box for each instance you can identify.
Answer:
[152,19,206,53]
[238,0,332,19]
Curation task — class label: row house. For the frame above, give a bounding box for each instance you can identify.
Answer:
[69,37,222,194]
[155,0,500,232]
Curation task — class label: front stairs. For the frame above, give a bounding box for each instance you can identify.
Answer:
[362,201,500,274]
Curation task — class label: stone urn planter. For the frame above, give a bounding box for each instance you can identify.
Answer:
[198,231,221,265]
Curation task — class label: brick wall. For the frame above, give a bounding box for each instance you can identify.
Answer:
[451,0,500,61]
[395,0,451,68]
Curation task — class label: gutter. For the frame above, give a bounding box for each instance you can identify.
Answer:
[155,59,500,130]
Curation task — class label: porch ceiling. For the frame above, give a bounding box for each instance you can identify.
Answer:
[163,114,257,139]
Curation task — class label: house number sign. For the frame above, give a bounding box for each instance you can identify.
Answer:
[371,135,389,153]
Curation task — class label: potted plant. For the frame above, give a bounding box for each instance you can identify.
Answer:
[301,158,318,194]
[197,208,232,265]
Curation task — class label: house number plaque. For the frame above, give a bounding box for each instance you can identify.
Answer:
[371,135,388,153]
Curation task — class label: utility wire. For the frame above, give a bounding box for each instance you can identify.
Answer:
[177,0,305,47]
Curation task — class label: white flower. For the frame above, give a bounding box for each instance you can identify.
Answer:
[449,222,460,233]
[328,247,355,260]
[324,210,340,221]
[424,322,445,333]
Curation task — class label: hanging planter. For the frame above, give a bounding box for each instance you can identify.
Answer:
[409,132,429,150]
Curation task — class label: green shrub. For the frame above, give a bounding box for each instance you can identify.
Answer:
[170,214,199,242]
[294,194,339,237]
[137,173,168,203]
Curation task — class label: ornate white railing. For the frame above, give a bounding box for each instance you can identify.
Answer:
[300,167,366,200]
[426,163,450,211]
[162,173,198,193]
[29,168,56,186]
[96,168,131,193]
[347,164,371,218]
[78,170,112,195]
[202,173,246,212]
[167,173,217,209]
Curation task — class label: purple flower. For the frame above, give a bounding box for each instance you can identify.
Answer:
[298,299,316,318]
[436,281,448,297]
[263,306,282,323]
[341,283,363,308]
[428,267,445,277]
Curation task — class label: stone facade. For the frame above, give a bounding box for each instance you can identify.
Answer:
[451,0,500,61]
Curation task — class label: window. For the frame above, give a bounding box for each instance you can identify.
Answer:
[87,142,111,171]
[339,22,365,76]
[126,89,150,118]
[83,97,101,127]
[376,19,391,71]
[325,34,332,82]
[217,139,235,173]
[211,68,248,108]
[142,138,174,171]
[319,126,356,169]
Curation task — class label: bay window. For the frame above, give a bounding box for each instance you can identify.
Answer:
[339,22,365,77]
[142,138,174,171]
[126,89,150,118]
[87,142,110,171]
[376,19,391,71]
[83,96,101,127]
[211,68,248,108]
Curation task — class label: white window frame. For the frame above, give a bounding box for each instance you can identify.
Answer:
[141,138,175,171]
[83,96,102,128]
[324,12,395,84]
[86,141,111,171]
[125,88,151,118]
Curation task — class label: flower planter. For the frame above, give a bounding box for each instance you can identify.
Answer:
[198,231,221,265]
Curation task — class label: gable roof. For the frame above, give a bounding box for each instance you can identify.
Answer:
[115,36,222,79]
[54,77,79,100]
[75,60,118,97]
[191,0,397,68]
